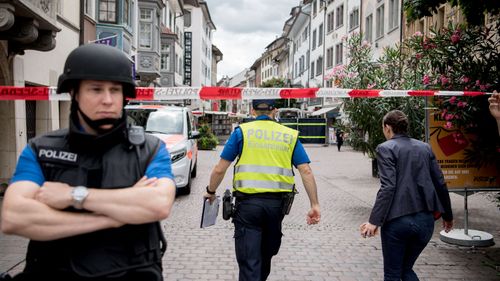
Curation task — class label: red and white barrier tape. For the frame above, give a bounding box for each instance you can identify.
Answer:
[0,86,491,101]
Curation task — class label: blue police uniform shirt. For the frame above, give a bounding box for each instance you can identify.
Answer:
[11,144,174,186]
[220,115,311,166]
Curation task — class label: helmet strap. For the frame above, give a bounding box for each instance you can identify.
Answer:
[70,98,124,134]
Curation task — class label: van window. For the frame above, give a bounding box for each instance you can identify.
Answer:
[146,111,183,134]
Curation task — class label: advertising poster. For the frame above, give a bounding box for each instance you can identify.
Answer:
[428,96,499,190]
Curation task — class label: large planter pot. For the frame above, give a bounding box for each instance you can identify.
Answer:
[371,158,379,178]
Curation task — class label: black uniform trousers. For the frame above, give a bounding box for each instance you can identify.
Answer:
[233,196,285,281]
[7,263,162,281]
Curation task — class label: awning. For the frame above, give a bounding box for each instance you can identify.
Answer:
[192,110,228,116]
[192,111,248,117]
[310,107,338,116]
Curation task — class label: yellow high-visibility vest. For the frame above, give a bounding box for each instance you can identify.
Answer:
[233,120,298,194]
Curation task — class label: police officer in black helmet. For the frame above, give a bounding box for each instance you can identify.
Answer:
[0,44,176,280]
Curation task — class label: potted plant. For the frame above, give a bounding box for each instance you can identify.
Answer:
[198,123,219,150]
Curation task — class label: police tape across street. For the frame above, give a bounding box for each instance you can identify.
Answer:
[0,85,494,101]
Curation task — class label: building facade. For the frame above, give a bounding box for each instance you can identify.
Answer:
[288,3,311,88]
[159,0,184,87]
[309,0,325,88]
[183,0,215,87]
[211,44,222,86]
[361,0,401,60]
[260,37,286,84]
[0,0,64,182]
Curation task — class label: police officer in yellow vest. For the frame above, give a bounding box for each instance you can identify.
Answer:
[204,99,321,281]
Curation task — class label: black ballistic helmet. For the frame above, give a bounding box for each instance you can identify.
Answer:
[57,44,136,98]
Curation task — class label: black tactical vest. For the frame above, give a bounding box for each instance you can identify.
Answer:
[24,127,165,278]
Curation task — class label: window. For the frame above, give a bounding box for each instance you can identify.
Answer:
[388,0,399,30]
[318,24,323,46]
[335,43,343,65]
[376,5,385,38]
[179,57,183,74]
[313,0,317,16]
[365,14,373,43]
[310,62,315,78]
[418,19,424,33]
[160,43,170,71]
[175,54,179,73]
[99,0,117,23]
[139,8,153,48]
[312,29,317,50]
[327,11,334,32]
[316,57,323,75]
[302,26,308,42]
[326,47,333,68]
[436,6,445,30]
[186,112,192,133]
[169,11,173,28]
[349,8,359,30]
[84,0,93,16]
[123,0,129,26]
[294,62,298,78]
[336,5,344,28]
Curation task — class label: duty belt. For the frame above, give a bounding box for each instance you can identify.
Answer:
[233,191,289,200]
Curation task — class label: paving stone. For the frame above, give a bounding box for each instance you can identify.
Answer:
[1,146,499,280]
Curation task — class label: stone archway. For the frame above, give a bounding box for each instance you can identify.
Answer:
[0,42,16,188]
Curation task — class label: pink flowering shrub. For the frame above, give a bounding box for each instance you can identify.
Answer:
[325,20,500,167]
[405,20,500,168]
[323,33,425,158]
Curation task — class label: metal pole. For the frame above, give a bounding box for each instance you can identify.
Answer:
[464,187,469,236]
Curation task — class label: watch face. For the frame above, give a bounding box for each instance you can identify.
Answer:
[74,187,88,201]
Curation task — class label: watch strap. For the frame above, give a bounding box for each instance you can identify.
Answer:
[206,185,216,195]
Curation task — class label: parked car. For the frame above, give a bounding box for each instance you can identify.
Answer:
[126,105,200,195]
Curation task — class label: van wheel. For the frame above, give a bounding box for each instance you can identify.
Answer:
[183,176,191,195]
[182,164,192,195]
[191,161,197,178]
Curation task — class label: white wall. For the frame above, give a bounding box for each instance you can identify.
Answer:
[375,0,401,59]
[163,0,185,86]
[23,1,80,87]
[309,0,326,87]
[185,6,214,87]
[289,4,311,88]
[362,0,400,60]
[174,14,185,86]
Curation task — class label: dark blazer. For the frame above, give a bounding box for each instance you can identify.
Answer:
[369,134,453,226]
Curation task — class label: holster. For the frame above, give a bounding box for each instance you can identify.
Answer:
[222,189,234,220]
[282,191,296,215]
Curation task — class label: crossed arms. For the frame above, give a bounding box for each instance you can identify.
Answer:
[1,176,175,241]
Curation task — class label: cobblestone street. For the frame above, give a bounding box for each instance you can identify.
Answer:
[1,145,500,280]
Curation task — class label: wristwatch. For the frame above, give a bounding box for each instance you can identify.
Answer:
[206,185,216,195]
[72,186,89,209]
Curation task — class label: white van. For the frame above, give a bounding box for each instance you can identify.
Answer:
[126,105,199,195]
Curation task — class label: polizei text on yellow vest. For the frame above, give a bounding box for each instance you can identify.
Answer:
[234,120,299,194]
